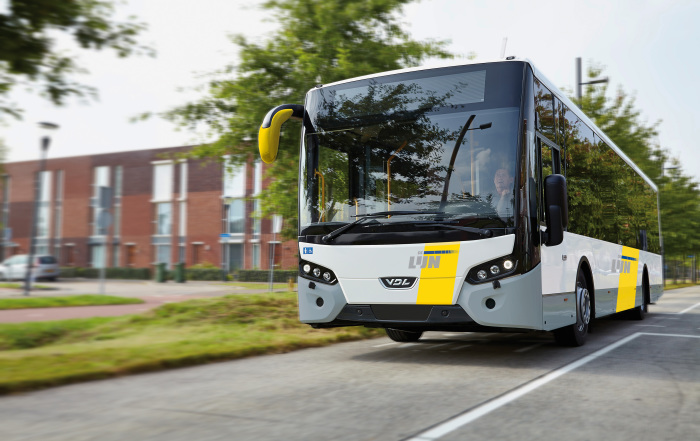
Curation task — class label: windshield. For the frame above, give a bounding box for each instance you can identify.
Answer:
[300,62,524,242]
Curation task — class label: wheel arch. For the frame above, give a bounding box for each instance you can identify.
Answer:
[577,256,595,318]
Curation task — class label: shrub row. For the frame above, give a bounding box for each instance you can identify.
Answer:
[59,267,297,282]
[238,270,298,283]
[59,267,151,280]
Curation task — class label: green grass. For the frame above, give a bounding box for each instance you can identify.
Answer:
[0,282,52,290]
[217,282,290,290]
[664,282,699,291]
[0,292,382,394]
[0,295,144,310]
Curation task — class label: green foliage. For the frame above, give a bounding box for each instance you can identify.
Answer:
[61,267,152,279]
[0,0,149,118]
[572,63,700,259]
[0,293,383,393]
[0,295,143,310]
[185,268,224,281]
[238,269,298,283]
[158,0,452,238]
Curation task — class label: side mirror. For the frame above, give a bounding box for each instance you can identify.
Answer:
[258,104,305,163]
[544,174,568,247]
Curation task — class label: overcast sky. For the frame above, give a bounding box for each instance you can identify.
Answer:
[2,0,698,182]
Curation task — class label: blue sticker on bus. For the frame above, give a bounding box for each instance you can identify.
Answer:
[303,247,313,255]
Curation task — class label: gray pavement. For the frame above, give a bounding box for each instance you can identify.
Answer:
[0,287,698,441]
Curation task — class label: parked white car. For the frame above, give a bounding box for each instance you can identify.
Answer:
[0,254,60,281]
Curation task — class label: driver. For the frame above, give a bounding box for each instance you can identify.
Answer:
[494,168,514,217]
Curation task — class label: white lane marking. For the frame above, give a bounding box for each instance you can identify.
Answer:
[450,344,472,351]
[372,342,398,348]
[406,332,700,441]
[398,343,420,349]
[678,302,700,314]
[514,343,543,353]
[635,324,666,328]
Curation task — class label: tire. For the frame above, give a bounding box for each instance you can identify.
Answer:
[553,270,591,347]
[629,273,649,320]
[386,328,423,342]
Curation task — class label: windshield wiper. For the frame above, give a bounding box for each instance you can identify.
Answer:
[415,221,492,238]
[321,210,444,243]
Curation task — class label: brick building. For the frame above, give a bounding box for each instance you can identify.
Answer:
[0,146,297,272]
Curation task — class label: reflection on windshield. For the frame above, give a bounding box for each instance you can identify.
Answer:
[300,65,521,238]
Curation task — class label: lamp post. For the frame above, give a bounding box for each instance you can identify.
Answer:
[576,57,609,102]
[659,162,678,286]
[24,122,59,296]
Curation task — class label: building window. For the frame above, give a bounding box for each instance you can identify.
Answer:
[156,202,173,235]
[125,244,136,267]
[192,243,201,265]
[252,243,260,269]
[223,162,246,198]
[226,199,245,234]
[113,166,122,237]
[252,199,261,239]
[153,162,173,201]
[92,166,110,236]
[155,245,171,267]
[254,160,262,196]
[225,243,243,272]
[37,170,52,239]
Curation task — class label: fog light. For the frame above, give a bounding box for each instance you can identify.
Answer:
[313,268,321,277]
[323,272,331,282]
[503,260,513,270]
[303,264,311,273]
[490,265,500,275]
[477,270,487,280]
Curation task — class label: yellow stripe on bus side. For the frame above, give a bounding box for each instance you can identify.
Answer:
[416,243,460,305]
[616,246,640,312]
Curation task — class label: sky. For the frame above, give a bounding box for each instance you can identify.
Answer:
[2,0,699,182]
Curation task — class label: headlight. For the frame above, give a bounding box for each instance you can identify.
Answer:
[467,256,518,284]
[299,260,337,285]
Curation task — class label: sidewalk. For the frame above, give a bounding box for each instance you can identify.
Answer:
[0,279,295,323]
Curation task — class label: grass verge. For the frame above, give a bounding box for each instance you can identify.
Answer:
[0,283,52,290]
[664,282,699,291]
[0,295,144,310]
[0,292,382,394]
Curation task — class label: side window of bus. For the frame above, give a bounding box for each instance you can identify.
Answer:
[538,139,561,224]
[534,78,555,143]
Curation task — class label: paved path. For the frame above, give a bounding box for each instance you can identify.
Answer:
[0,279,294,323]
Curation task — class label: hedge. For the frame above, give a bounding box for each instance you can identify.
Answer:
[238,270,298,283]
[59,267,151,280]
[59,267,298,282]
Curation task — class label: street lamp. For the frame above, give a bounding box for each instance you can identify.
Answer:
[24,122,59,296]
[576,57,609,101]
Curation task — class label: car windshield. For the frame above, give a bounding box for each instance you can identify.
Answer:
[300,62,523,240]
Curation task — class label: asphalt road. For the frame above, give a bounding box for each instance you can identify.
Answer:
[1,287,699,441]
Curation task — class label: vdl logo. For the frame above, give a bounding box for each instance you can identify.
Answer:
[408,250,456,269]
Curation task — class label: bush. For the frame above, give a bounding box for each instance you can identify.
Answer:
[59,267,151,280]
[185,268,224,281]
[238,270,298,283]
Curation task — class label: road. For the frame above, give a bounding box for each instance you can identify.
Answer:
[1,287,699,441]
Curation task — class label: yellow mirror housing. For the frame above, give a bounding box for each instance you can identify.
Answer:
[258,104,304,164]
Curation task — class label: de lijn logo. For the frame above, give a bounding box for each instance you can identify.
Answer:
[408,250,457,269]
[612,255,636,274]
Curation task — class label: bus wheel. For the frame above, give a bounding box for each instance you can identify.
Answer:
[386,328,423,342]
[554,271,591,347]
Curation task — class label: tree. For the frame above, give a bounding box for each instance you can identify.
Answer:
[157,0,452,238]
[573,64,700,263]
[0,0,148,119]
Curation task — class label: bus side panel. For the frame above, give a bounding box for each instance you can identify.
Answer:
[638,249,663,303]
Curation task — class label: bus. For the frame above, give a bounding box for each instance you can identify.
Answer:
[258,58,663,346]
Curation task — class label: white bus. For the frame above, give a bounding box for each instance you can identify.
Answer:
[258,58,663,346]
